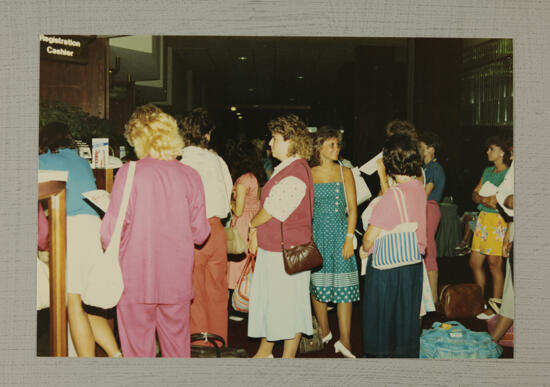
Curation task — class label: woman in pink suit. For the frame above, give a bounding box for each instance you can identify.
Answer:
[100,105,210,357]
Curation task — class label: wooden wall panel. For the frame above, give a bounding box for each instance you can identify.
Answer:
[40,38,109,119]
[353,46,405,166]
[413,38,465,204]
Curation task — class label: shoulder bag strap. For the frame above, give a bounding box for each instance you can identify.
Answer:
[108,161,136,251]
[339,162,349,215]
[391,186,409,224]
[280,161,313,249]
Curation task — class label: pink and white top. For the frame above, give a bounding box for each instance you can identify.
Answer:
[100,157,210,304]
[368,179,427,255]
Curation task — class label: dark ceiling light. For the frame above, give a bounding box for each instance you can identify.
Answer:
[238,116,243,120]
[297,75,304,80]
[248,88,255,92]
[237,56,247,61]
[289,97,296,102]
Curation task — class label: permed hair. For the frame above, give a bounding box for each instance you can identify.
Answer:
[382,133,423,178]
[178,107,215,148]
[419,131,441,155]
[385,120,418,142]
[309,126,343,167]
[267,114,313,160]
[485,135,512,167]
[124,104,183,160]
[39,121,77,154]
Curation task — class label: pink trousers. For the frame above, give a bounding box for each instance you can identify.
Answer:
[425,200,441,272]
[117,302,191,357]
[190,217,228,344]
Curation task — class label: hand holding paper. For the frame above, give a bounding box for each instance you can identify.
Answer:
[478,181,498,197]
[359,151,383,175]
[82,189,110,212]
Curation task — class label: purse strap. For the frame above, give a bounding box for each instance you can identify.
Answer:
[338,162,349,215]
[108,161,136,250]
[280,161,314,249]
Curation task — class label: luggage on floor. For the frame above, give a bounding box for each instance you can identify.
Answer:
[190,332,248,358]
[298,315,324,354]
[420,321,502,359]
[486,315,514,347]
[438,283,485,319]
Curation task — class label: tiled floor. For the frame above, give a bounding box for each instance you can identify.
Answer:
[37,255,513,358]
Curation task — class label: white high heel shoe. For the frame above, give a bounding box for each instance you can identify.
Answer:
[321,331,333,344]
[334,340,356,358]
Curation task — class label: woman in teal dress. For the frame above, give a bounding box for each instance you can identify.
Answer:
[309,127,360,358]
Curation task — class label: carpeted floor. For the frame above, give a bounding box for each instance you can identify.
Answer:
[37,255,513,358]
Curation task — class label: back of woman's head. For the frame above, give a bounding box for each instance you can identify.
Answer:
[178,107,215,148]
[125,104,183,160]
[310,126,343,167]
[485,135,512,166]
[229,140,267,185]
[39,121,76,154]
[383,133,422,178]
[386,120,418,142]
[267,113,313,160]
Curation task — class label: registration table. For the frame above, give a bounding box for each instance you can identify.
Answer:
[38,180,67,357]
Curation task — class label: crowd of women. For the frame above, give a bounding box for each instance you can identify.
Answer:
[38,103,514,358]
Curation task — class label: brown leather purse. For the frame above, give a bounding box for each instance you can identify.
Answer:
[280,164,323,275]
[438,283,485,319]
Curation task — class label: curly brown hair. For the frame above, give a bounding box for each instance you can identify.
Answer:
[309,126,343,167]
[386,120,418,142]
[382,133,423,178]
[267,114,313,160]
[178,107,215,148]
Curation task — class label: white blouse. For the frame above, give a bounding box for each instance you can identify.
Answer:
[180,146,233,219]
[263,156,307,222]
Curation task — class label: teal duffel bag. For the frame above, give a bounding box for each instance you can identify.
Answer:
[420,321,502,359]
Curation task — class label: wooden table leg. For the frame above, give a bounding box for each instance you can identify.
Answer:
[49,189,67,356]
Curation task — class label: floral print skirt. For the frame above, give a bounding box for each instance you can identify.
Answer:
[471,211,508,256]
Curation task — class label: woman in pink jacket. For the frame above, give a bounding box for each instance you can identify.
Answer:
[101,105,210,357]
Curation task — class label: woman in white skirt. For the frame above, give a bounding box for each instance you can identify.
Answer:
[39,122,121,357]
[247,114,315,358]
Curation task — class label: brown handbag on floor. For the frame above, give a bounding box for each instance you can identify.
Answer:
[298,315,324,354]
[280,164,323,275]
[438,283,485,319]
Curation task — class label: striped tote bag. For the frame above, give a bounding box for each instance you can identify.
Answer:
[372,187,422,270]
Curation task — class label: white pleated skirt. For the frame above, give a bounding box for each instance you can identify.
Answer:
[247,248,313,341]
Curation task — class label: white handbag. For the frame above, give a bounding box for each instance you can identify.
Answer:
[82,161,136,309]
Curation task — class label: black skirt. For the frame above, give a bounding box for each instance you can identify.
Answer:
[362,256,423,358]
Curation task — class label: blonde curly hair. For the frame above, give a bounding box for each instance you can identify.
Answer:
[124,104,184,160]
[267,114,313,160]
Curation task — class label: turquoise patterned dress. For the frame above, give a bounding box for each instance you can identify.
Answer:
[310,182,360,303]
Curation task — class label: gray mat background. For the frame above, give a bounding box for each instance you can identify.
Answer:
[1,0,549,385]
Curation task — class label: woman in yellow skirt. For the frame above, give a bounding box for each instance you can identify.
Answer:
[469,135,512,319]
